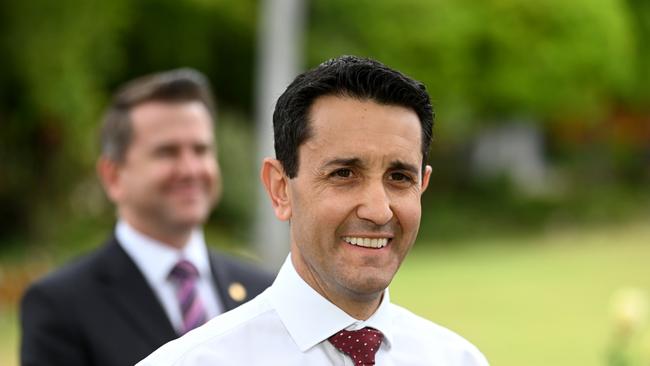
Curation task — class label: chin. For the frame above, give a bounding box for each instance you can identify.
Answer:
[169,214,208,229]
[176,206,211,220]
[348,276,391,298]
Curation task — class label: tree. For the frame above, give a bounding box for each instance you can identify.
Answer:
[308,0,636,138]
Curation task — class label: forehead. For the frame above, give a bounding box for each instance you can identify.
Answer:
[302,95,423,167]
[129,101,214,144]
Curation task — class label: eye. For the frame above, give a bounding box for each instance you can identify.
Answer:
[154,145,177,158]
[390,172,408,181]
[388,172,415,183]
[331,168,353,178]
[193,144,211,155]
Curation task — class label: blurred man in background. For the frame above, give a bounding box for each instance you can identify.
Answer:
[138,56,488,365]
[19,69,273,366]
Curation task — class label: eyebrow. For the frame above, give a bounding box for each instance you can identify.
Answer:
[388,160,419,175]
[321,157,364,169]
[321,158,419,175]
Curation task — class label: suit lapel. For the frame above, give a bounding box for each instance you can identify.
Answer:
[209,252,241,311]
[97,239,178,347]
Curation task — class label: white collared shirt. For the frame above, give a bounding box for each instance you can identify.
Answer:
[137,255,489,365]
[116,220,224,333]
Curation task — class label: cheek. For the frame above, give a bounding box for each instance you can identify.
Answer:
[315,196,353,231]
[143,167,169,186]
[204,162,220,191]
[205,158,219,177]
[394,201,422,235]
[127,163,170,191]
[293,190,347,239]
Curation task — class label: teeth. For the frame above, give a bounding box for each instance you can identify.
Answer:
[342,237,389,248]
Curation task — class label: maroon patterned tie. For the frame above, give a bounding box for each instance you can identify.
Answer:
[169,260,207,334]
[328,327,384,365]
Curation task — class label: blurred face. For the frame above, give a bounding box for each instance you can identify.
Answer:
[286,95,431,314]
[105,101,220,246]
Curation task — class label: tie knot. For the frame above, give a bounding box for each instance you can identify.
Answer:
[328,327,383,365]
[169,259,199,282]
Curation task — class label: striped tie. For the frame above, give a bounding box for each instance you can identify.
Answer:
[169,259,208,334]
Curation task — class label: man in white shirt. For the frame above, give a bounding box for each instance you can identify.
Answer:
[138,56,489,365]
[20,69,273,366]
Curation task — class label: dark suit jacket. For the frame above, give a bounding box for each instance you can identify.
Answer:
[20,237,275,366]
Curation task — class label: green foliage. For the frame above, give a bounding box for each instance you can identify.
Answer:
[5,0,129,150]
[308,0,637,136]
[209,111,258,239]
[0,0,130,244]
[120,0,257,110]
[623,0,650,106]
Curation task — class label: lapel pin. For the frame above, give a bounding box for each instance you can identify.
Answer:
[228,282,247,302]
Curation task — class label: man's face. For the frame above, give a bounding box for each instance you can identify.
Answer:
[107,101,220,243]
[286,95,431,306]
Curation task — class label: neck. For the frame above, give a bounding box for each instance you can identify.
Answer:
[291,252,384,320]
[331,290,383,320]
[121,215,192,249]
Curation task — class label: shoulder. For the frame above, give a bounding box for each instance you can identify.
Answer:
[138,292,277,365]
[22,240,116,304]
[389,304,489,365]
[19,240,121,342]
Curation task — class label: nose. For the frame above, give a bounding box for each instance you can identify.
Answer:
[176,148,203,177]
[356,180,394,225]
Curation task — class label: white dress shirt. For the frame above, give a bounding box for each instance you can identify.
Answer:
[137,254,489,365]
[116,220,224,334]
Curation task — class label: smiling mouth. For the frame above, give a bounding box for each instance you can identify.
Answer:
[342,236,390,249]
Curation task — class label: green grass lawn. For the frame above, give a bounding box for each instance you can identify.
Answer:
[2,216,649,366]
[0,311,17,366]
[392,217,650,366]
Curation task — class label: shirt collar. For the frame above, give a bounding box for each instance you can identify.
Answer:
[115,219,212,284]
[268,255,394,352]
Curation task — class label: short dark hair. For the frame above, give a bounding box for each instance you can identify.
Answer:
[100,68,216,162]
[272,55,434,178]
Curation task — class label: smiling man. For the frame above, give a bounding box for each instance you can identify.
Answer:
[138,57,488,365]
[20,69,273,366]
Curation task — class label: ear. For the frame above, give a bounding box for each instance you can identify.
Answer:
[97,156,123,203]
[260,158,292,221]
[421,165,432,194]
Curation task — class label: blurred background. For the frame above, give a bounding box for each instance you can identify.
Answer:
[1,0,649,365]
